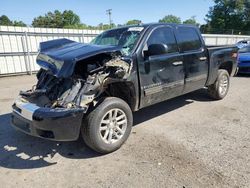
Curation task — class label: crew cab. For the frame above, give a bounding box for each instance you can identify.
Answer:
[11,23,238,153]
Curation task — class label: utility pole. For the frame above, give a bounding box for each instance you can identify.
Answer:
[106,9,112,28]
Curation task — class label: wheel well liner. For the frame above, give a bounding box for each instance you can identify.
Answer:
[105,82,136,111]
[219,61,233,76]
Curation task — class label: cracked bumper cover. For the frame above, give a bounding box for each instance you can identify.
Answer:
[11,98,85,141]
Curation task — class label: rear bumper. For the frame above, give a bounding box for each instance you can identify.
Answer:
[11,98,85,141]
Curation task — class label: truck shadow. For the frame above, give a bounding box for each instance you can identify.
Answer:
[133,88,210,126]
[0,113,101,169]
[0,89,211,170]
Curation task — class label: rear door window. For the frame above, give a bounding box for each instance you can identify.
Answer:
[177,27,202,52]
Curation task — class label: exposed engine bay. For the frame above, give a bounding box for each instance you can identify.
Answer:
[19,53,131,111]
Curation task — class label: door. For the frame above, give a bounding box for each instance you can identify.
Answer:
[176,26,209,93]
[138,26,185,108]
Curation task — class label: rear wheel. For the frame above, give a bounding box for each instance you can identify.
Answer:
[208,69,230,100]
[82,97,133,154]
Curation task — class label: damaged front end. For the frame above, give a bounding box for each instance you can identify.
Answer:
[11,39,132,141]
[23,55,131,110]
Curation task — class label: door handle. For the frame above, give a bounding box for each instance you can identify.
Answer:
[199,57,207,61]
[172,61,183,66]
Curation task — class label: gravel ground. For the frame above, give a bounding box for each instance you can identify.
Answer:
[0,75,249,188]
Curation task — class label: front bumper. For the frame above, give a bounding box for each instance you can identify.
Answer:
[11,97,85,141]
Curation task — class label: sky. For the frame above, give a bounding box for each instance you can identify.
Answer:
[0,0,214,26]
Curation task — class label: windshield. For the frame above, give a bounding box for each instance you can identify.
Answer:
[91,26,145,56]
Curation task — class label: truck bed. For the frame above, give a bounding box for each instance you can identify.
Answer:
[205,45,238,86]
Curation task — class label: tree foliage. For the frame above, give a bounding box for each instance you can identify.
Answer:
[12,21,27,27]
[183,16,199,26]
[0,15,27,26]
[159,15,181,24]
[97,23,116,30]
[62,10,81,27]
[32,10,81,28]
[204,0,250,34]
[126,19,142,25]
[0,15,12,25]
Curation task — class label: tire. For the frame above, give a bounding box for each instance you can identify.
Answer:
[208,69,230,100]
[82,97,133,154]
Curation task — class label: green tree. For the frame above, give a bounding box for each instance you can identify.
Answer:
[12,21,27,27]
[97,23,113,30]
[183,16,199,26]
[200,24,212,33]
[62,10,81,27]
[242,0,250,33]
[205,0,247,34]
[32,15,51,28]
[32,10,81,28]
[0,15,27,27]
[126,19,142,25]
[159,15,181,24]
[32,10,63,28]
[0,15,12,26]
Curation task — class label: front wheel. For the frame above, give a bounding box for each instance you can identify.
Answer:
[208,69,230,100]
[82,97,133,154]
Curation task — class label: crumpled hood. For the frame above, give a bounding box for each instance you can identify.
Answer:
[37,38,121,78]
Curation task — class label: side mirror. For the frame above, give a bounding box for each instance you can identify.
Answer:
[144,43,168,57]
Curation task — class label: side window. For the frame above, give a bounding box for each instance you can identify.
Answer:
[147,27,178,54]
[177,27,202,52]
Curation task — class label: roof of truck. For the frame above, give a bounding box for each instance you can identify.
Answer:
[108,23,198,31]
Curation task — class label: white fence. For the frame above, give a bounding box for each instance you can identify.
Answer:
[1,25,250,76]
[0,26,103,76]
[202,34,250,46]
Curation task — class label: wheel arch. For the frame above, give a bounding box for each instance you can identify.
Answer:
[104,81,137,111]
[219,61,233,76]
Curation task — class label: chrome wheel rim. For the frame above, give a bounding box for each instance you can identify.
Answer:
[219,75,228,96]
[99,108,127,144]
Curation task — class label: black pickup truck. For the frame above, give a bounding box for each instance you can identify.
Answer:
[11,23,238,153]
